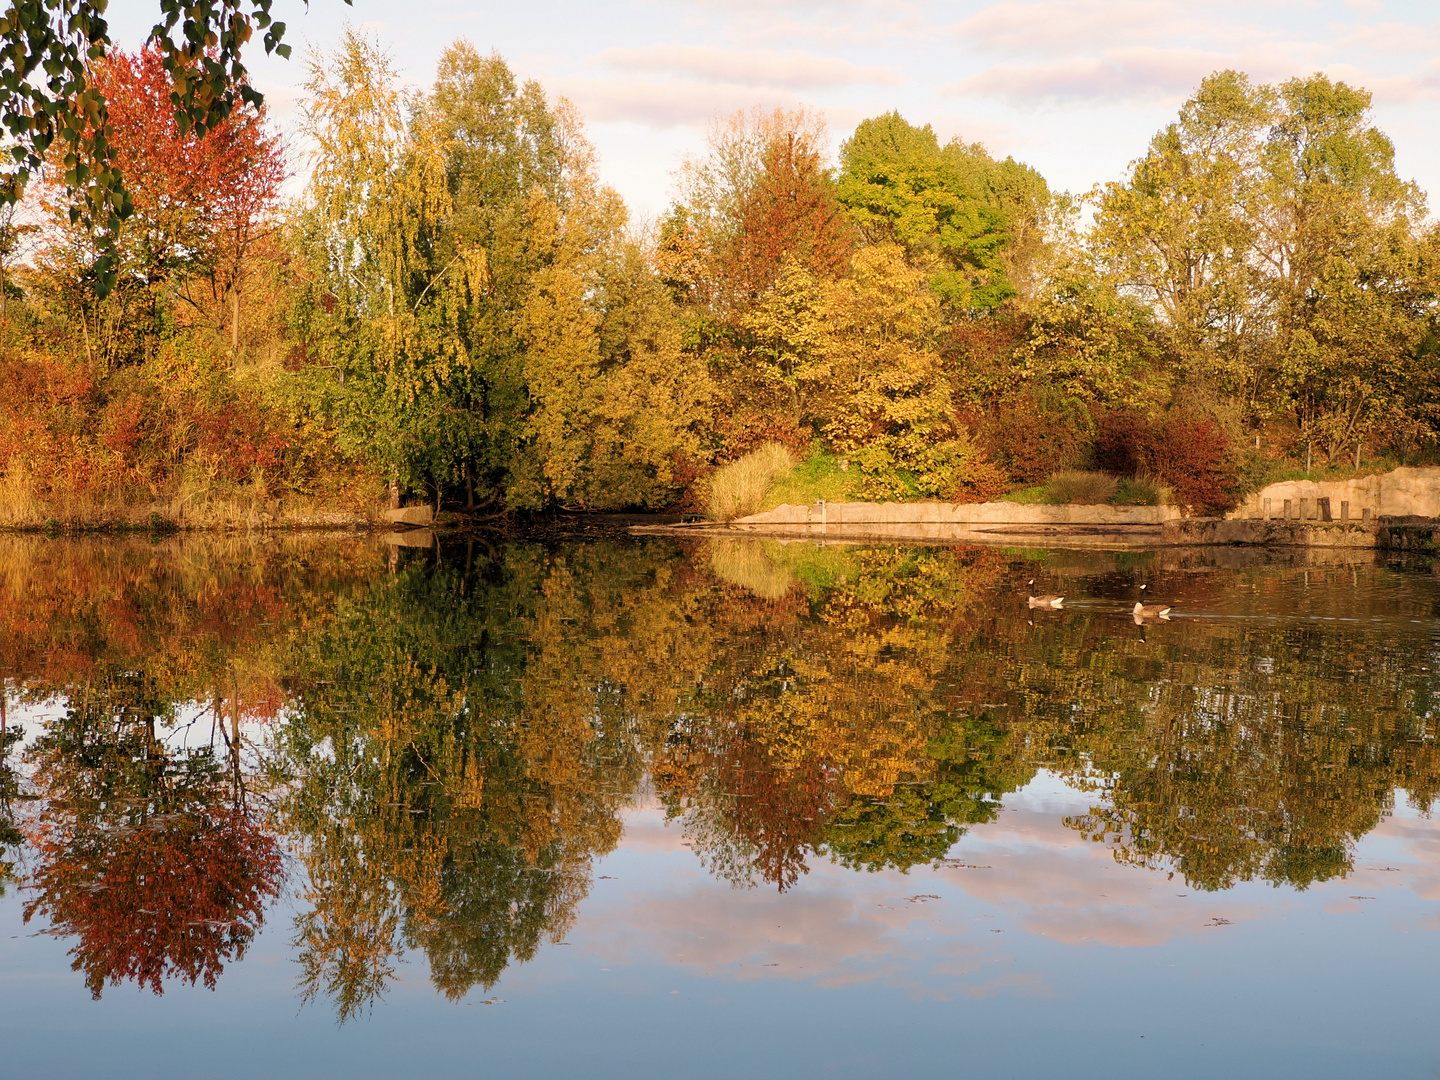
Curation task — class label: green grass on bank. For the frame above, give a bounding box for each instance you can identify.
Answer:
[759,450,865,512]
[998,485,1052,505]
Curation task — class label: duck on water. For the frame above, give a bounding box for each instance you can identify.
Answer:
[1027,580,1063,609]
[1133,584,1173,620]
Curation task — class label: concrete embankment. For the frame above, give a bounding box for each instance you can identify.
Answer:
[633,499,1181,547]
[631,495,1440,550]
[1163,518,1381,548]
[1230,466,1440,520]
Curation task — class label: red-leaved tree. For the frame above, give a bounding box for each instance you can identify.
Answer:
[39,46,285,365]
[729,132,855,304]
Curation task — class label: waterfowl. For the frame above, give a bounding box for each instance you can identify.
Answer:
[1133,584,1172,620]
[1026,579,1064,609]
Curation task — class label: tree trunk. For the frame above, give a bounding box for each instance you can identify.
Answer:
[465,460,475,510]
[231,282,240,363]
[1355,442,1361,470]
[388,476,401,511]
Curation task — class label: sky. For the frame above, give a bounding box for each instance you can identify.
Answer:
[105,0,1440,224]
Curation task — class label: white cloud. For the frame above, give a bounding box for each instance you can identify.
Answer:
[553,76,813,128]
[953,0,1202,57]
[947,44,1331,104]
[1329,18,1440,54]
[600,44,902,89]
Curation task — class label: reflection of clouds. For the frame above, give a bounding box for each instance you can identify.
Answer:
[1359,812,1440,905]
[592,778,1440,998]
[939,810,1271,947]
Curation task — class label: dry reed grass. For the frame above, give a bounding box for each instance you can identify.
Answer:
[707,443,798,521]
[1048,470,1120,505]
[705,539,795,599]
[0,462,376,531]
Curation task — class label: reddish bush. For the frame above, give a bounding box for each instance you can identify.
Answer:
[100,393,146,463]
[975,388,1093,484]
[710,409,811,463]
[196,399,287,481]
[1095,409,1235,512]
[1093,411,1151,477]
[943,456,1011,504]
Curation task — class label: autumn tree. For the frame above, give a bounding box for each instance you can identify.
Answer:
[0,0,305,296]
[836,113,1017,310]
[22,673,283,999]
[665,107,848,316]
[295,35,707,512]
[1091,70,1438,462]
[34,46,285,369]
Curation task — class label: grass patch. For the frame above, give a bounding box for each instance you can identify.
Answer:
[999,485,1053,505]
[759,450,865,512]
[1048,470,1119,505]
[1111,474,1172,506]
[707,443,799,521]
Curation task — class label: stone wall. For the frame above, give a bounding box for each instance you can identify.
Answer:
[1228,466,1440,520]
[735,500,1180,527]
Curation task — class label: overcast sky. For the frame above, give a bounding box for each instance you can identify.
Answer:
[109,0,1440,223]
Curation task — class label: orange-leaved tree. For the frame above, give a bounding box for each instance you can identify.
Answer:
[37,45,285,367]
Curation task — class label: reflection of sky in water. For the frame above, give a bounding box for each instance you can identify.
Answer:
[4,768,1439,1079]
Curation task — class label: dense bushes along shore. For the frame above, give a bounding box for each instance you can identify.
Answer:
[0,33,1435,526]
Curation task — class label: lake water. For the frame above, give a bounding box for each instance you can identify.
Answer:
[2,531,1439,1079]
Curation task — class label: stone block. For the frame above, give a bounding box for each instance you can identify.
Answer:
[383,505,434,527]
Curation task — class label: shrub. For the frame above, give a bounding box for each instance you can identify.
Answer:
[1151,415,1234,511]
[1094,409,1235,513]
[976,386,1093,484]
[194,398,287,483]
[707,442,797,520]
[1112,473,1172,506]
[1093,410,1151,477]
[1048,469,1119,504]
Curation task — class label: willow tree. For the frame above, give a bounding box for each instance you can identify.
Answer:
[294,30,486,509]
[296,34,707,511]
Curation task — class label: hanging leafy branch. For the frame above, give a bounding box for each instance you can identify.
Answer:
[0,0,342,295]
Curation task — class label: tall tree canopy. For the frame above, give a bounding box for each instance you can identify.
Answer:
[1091,69,1439,462]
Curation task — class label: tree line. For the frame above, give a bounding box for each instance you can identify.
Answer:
[0,31,1436,521]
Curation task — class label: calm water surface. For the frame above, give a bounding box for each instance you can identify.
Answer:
[2,532,1439,1079]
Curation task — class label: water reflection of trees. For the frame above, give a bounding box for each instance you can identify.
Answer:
[21,670,282,998]
[273,550,641,1019]
[5,534,1440,1014]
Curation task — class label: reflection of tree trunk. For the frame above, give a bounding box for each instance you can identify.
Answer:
[232,678,244,809]
[387,544,398,576]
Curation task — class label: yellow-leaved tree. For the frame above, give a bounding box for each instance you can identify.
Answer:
[819,245,1007,501]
